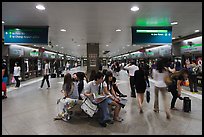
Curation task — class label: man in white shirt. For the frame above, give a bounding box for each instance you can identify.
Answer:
[40,60,50,89]
[124,61,139,98]
[13,62,21,88]
[83,72,113,127]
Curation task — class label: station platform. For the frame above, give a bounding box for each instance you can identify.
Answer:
[2,67,202,135]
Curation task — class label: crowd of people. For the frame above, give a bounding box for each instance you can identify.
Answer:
[2,57,202,127]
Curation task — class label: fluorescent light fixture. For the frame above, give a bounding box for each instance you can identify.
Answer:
[36,4,45,10]
[195,30,200,32]
[2,21,5,24]
[60,29,66,32]
[116,29,121,32]
[171,21,178,25]
[130,6,139,12]
[172,37,176,39]
[77,45,80,46]
[16,28,20,31]
[42,47,45,48]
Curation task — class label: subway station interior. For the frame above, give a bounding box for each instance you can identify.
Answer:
[2,2,202,135]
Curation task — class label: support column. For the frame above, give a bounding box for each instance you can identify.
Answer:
[87,43,99,75]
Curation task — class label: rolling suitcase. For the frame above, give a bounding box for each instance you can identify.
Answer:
[183,97,191,112]
[51,73,56,78]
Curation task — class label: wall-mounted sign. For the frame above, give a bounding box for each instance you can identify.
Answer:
[10,48,24,56]
[4,26,48,44]
[50,54,56,59]
[181,44,202,54]
[30,51,39,57]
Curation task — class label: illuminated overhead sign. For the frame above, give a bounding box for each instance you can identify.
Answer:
[4,26,48,44]
[132,26,172,44]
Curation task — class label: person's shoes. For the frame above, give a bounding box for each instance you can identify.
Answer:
[194,91,198,92]
[2,96,7,99]
[131,95,136,98]
[139,109,143,114]
[119,94,127,97]
[99,122,107,127]
[57,98,61,104]
[178,96,184,100]
[170,107,178,110]
[166,114,171,119]
[153,109,159,113]
[105,119,114,124]
[47,87,50,89]
[39,87,43,89]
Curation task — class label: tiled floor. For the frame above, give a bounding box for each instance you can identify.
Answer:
[2,67,202,135]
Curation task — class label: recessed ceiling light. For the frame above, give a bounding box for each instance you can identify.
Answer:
[171,21,178,25]
[116,29,121,32]
[195,30,199,32]
[2,21,5,24]
[16,28,20,31]
[61,47,64,49]
[130,6,139,12]
[60,29,66,32]
[56,45,58,47]
[148,45,150,46]
[127,45,130,47]
[106,45,109,47]
[36,4,45,10]
[34,45,36,46]
[77,45,80,46]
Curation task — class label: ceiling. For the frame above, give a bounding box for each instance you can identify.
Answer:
[2,2,202,57]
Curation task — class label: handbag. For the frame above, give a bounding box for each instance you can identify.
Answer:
[11,76,16,83]
[80,97,98,117]
[146,90,150,103]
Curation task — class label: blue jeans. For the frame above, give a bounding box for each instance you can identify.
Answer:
[98,98,111,123]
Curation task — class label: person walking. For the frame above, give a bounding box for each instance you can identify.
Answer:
[188,60,198,92]
[152,58,171,119]
[124,61,139,98]
[13,62,21,88]
[40,60,50,89]
[134,65,147,113]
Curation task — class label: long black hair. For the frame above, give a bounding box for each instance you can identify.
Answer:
[156,57,170,73]
[104,71,113,91]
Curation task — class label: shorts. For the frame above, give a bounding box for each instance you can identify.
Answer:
[106,97,114,104]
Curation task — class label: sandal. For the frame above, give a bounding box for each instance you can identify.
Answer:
[114,117,123,122]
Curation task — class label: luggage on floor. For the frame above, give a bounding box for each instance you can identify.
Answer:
[183,97,191,112]
[51,73,56,78]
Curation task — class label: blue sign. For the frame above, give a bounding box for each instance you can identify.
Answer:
[4,26,48,44]
[132,26,172,44]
